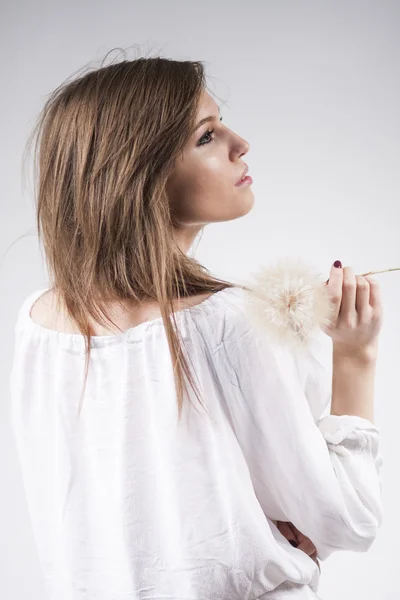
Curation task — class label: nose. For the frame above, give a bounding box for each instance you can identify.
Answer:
[235,136,250,158]
[228,128,250,160]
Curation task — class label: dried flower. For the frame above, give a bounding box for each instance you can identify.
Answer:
[241,256,399,353]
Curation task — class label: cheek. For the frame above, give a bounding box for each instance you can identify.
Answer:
[198,159,229,187]
[171,164,221,205]
[167,157,240,222]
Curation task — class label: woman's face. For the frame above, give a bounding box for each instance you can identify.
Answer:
[167,90,254,243]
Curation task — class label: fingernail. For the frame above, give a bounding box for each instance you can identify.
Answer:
[334,260,342,268]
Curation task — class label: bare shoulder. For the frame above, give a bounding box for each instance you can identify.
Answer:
[30,289,54,324]
[30,289,82,333]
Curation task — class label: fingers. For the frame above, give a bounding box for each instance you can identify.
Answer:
[310,551,320,568]
[327,265,382,324]
[296,535,317,556]
[339,266,357,318]
[275,521,298,544]
[295,526,317,554]
[276,521,318,559]
[326,262,344,323]
[291,525,317,556]
[355,275,371,320]
[365,276,383,312]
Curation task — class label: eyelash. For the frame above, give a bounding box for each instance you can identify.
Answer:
[199,129,215,146]
[198,116,223,146]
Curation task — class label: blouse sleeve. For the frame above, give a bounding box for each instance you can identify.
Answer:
[213,300,384,561]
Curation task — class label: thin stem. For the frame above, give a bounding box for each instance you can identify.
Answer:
[360,267,400,276]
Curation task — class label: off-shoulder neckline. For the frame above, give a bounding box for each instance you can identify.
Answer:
[19,286,243,344]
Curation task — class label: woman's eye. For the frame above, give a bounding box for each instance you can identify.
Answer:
[198,129,215,146]
[198,116,223,146]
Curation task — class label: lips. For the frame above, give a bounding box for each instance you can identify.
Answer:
[236,164,249,184]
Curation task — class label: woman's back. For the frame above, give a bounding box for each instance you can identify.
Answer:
[10,285,382,599]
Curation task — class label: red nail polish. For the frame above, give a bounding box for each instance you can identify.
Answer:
[334,260,342,268]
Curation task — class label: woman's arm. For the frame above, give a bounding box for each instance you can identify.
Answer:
[214,304,383,561]
[331,345,378,423]
[274,347,379,564]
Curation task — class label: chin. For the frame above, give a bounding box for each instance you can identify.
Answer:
[234,189,255,217]
[215,191,255,223]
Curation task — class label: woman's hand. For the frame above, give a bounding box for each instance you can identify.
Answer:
[321,262,383,360]
[275,521,319,566]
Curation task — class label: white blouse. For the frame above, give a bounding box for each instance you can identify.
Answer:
[9,285,383,600]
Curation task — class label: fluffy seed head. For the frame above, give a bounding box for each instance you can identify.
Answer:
[242,256,336,353]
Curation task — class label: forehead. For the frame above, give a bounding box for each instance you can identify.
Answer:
[197,90,220,116]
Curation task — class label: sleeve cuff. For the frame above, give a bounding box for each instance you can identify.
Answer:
[317,414,380,457]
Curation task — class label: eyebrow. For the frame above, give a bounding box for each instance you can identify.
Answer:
[194,106,221,132]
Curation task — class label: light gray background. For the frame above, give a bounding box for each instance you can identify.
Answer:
[1,1,399,598]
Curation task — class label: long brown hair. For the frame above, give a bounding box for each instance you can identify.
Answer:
[22,50,244,420]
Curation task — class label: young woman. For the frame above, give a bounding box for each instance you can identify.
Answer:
[10,55,383,599]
